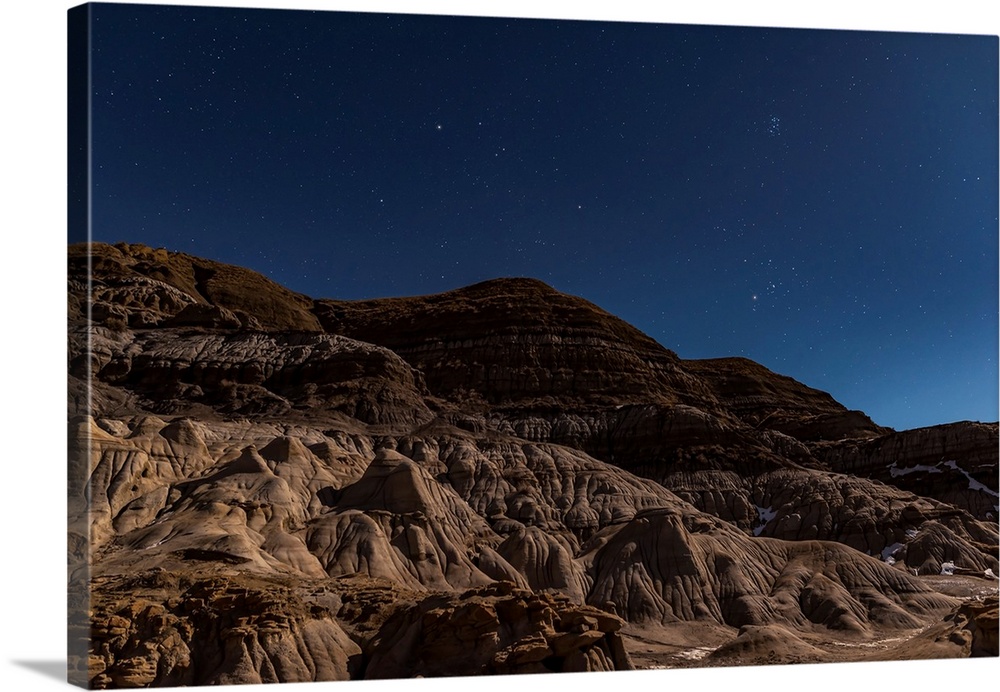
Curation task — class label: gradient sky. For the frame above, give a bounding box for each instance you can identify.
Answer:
[84,2,999,431]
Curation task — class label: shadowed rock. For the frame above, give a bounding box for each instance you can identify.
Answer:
[362,582,632,677]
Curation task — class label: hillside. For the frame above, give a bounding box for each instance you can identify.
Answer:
[68,242,999,687]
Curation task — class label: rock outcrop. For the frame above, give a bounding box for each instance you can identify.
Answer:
[661,468,998,575]
[71,325,432,424]
[683,356,889,441]
[88,573,363,688]
[69,242,322,331]
[68,242,999,686]
[314,277,709,406]
[813,422,1000,520]
[362,581,632,677]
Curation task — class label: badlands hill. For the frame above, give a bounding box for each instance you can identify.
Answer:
[68,242,999,687]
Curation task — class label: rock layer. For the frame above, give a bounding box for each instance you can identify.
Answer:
[813,422,1000,520]
[362,581,631,677]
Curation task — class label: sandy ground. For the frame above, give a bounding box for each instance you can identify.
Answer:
[622,573,999,670]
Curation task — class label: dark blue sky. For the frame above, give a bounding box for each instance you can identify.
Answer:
[87,3,998,431]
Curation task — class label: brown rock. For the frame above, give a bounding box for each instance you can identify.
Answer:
[165,303,243,329]
[70,242,322,331]
[813,422,999,520]
[363,585,631,677]
[70,243,999,683]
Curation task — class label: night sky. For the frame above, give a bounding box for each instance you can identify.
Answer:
[86,2,998,431]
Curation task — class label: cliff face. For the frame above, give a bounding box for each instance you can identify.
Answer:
[683,356,890,441]
[314,277,720,412]
[813,422,999,521]
[69,242,323,332]
[69,243,999,687]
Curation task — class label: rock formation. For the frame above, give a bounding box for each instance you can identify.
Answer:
[68,242,999,687]
[813,422,999,521]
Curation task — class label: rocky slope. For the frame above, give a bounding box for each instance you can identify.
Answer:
[813,422,1000,521]
[68,242,999,687]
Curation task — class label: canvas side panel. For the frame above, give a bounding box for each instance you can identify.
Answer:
[67,3,92,689]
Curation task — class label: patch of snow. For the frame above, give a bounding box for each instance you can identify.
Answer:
[881,542,904,561]
[940,561,956,576]
[969,478,997,495]
[889,460,998,506]
[885,557,896,565]
[753,505,777,536]
[942,460,999,498]
[675,647,714,661]
[985,568,998,580]
[905,528,918,539]
[888,461,943,478]
[829,636,905,649]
